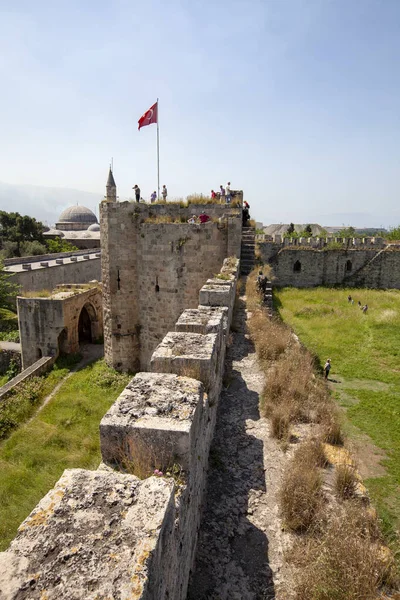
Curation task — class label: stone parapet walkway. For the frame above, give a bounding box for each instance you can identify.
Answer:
[187,290,291,600]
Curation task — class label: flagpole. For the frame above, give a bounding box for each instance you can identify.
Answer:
[157,98,160,200]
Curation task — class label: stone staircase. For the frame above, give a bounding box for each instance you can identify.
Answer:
[240,226,256,275]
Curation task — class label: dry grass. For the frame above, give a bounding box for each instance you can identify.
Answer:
[20,289,52,298]
[318,403,344,445]
[280,445,324,532]
[295,437,328,468]
[116,436,172,479]
[262,345,330,426]
[244,266,400,595]
[290,505,398,599]
[248,312,291,363]
[335,463,358,499]
[270,406,291,442]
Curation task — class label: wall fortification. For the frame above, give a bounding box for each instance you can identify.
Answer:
[100,200,242,371]
[257,235,400,288]
[0,257,240,600]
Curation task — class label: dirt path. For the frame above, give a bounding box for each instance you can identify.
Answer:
[0,341,21,352]
[27,344,104,423]
[187,293,292,600]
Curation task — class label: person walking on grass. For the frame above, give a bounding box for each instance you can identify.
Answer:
[324,359,331,379]
[162,185,168,201]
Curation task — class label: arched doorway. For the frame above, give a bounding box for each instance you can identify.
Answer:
[78,306,93,343]
[293,260,302,273]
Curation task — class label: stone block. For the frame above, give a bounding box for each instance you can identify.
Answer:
[22,264,31,270]
[40,262,49,267]
[70,256,78,262]
[198,283,231,308]
[175,306,227,335]
[150,331,218,393]
[55,259,64,265]
[206,276,234,286]
[100,372,204,472]
[0,468,175,600]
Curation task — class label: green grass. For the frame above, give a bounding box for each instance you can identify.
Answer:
[0,307,18,333]
[275,287,400,541]
[0,354,81,440]
[0,358,131,550]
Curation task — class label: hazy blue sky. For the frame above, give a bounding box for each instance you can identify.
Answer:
[1,0,399,226]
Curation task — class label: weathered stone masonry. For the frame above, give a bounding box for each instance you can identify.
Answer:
[0,257,239,600]
[257,235,400,288]
[100,200,242,371]
[17,284,103,369]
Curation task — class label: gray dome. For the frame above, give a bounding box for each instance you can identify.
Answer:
[58,205,97,224]
[87,222,100,231]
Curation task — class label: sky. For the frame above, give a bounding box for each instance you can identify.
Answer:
[0,0,400,227]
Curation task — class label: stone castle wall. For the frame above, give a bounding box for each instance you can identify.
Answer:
[100,201,242,371]
[258,238,400,288]
[0,257,239,600]
[5,250,101,298]
[17,284,103,369]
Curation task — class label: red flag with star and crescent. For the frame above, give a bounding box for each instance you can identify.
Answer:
[138,101,158,130]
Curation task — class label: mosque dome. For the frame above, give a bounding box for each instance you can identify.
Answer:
[87,222,100,232]
[58,205,97,225]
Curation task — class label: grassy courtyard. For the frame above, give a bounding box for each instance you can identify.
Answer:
[275,287,400,540]
[0,359,131,550]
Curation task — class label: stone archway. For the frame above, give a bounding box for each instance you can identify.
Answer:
[78,306,93,343]
[77,302,102,346]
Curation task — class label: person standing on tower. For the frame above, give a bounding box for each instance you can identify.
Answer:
[133,185,141,203]
[225,181,232,204]
[162,185,168,201]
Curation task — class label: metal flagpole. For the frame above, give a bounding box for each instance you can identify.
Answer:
[157,98,160,200]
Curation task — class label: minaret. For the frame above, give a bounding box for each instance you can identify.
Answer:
[105,166,117,202]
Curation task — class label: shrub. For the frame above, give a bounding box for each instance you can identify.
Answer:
[335,463,358,499]
[318,403,344,445]
[93,361,133,389]
[280,450,324,532]
[291,506,398,599]
[0,330,20,342]
[270,406,291,441]
[294,437,328,468]
[248,312,291,363]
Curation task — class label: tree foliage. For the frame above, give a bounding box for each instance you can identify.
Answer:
[0,211,45,257]
[287,222,295,235]
[46,238,79,253]
[386,226,400,241]
[0,261,20,309]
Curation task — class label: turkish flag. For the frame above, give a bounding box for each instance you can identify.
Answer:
[138,101,158,130]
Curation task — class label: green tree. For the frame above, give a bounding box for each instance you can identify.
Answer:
[0,211,45,257]
[386,226,400,241]
[287,222,295,235]
[336,226,356,238]
[46,238,79,253]
[0,261,20,309]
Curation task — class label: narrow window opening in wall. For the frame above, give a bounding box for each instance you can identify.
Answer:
[346,260,352,272]
[155,275,160,293]
[36,348,42,359]
[117,269,121,290]
[293,260,302,273]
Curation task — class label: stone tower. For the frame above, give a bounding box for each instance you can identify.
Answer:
[105,167,117,202]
